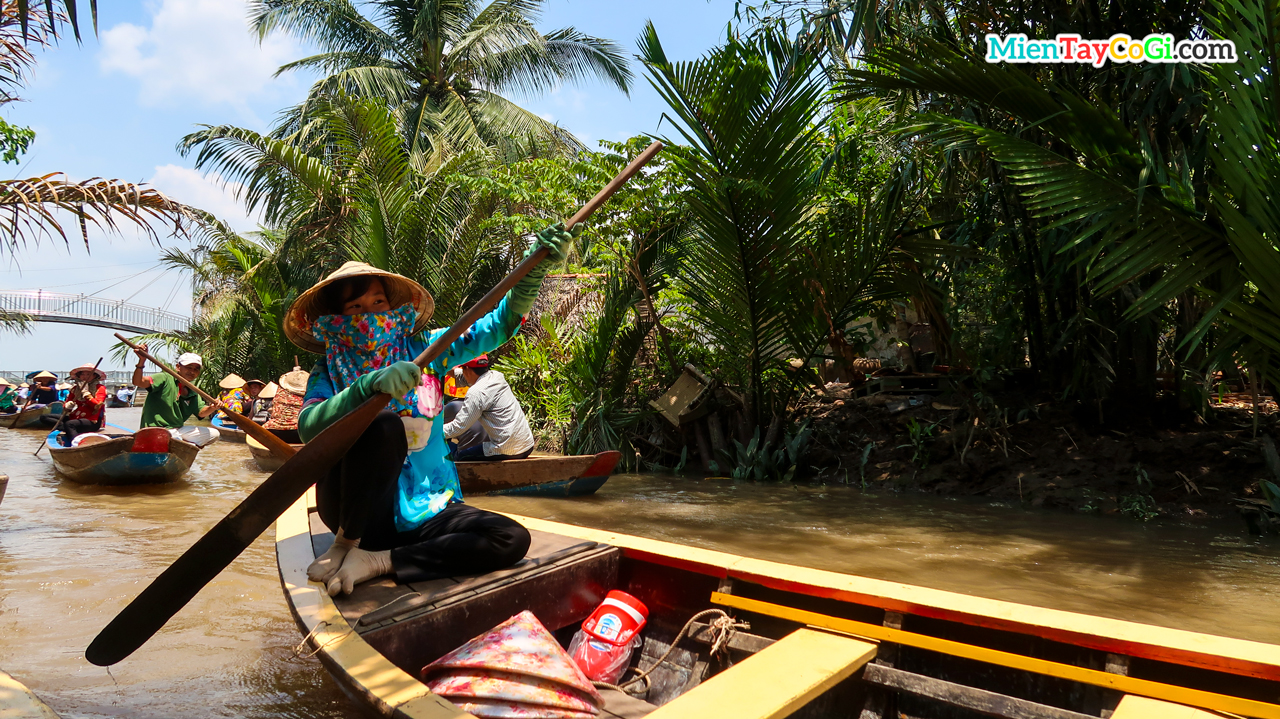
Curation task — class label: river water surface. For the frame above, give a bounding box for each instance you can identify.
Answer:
[2,410,1279,718]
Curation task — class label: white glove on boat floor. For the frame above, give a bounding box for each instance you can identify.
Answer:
[326,547,393,596]
[307,530,358,583]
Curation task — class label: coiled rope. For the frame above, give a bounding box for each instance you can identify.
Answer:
[593,608,749,695]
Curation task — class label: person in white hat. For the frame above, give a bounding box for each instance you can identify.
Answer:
[131,347,220,429]
[59,362,109,445]
[290,223,575,597]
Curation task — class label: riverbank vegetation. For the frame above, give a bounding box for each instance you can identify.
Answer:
[127,0,1278,520]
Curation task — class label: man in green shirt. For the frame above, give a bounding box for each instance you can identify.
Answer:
[132,348,219,429]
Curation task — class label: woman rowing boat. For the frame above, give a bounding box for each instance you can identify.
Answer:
[288,224,575,597]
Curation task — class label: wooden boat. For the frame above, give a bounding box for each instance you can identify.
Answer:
[212,416,248,443]
[46,427,201,485]
[278,492,1280,719]
[0,668,58,718]
[247,432,618,498]
[0,402,61,429]
[247,433,301,472]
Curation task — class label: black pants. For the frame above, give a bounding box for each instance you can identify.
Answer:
[315,410,530,584]
[62,418,103,446]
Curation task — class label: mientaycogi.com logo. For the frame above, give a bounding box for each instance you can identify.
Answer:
[985,34,1237,66]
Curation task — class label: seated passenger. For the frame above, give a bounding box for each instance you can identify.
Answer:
[442,355,535,461]
[215,375,266,423]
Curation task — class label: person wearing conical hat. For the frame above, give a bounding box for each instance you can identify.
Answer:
[213,375,267,425]
[28,371,59,405]
[60,363,109,446]
[292,223,575,597]
[263,366,309,443]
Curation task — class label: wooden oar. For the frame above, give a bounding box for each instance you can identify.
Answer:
[114,335,297,460]
[34,357,102,456]
[85,140,663,667]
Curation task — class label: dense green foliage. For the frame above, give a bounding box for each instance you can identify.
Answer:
[135,0,1280,477]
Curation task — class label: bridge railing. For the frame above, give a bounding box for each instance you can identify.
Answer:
[0,290,190,334]
[0,370,140,385]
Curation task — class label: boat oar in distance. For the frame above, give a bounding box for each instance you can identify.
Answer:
[113,335,298,461]
[85,140,664,667]
[34,357,102,456]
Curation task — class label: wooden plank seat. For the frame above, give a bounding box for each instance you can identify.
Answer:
[1110,695,1228,719]
[307,509,622,679]
[308,511,613,633]
[643,628,878,719]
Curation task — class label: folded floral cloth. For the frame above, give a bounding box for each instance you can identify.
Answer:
[422,610,602,717]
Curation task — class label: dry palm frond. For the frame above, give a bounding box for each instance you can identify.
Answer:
[0,173,203,254]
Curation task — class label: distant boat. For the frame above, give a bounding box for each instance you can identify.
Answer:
[0,402,61,429]
[245,433,618,498]
[211,415,248,443]
[45,427,202,485]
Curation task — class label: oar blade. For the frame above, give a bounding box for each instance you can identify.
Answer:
[85,393,390,666]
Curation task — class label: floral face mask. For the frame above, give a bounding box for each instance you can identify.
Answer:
[311,303,442,418]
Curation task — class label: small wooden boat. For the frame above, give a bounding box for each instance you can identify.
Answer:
[46,427,201,485]
[0,402,61,429]
[0,668,58,718]
[278,493,1280,719]
[212,416,248,443]
[246,433,619,498]
[456,450,619,497]
[247,433,300,472]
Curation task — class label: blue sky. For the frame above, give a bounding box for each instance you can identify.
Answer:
[0,0,737,373]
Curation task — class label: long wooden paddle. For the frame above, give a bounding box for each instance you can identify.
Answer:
[34,357,102,456]
[114,335,297,460]
[86,140,664,667]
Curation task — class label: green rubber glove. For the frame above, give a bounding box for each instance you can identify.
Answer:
[507,222,581,317]
[297,362,420,442]
[373,361,421,397]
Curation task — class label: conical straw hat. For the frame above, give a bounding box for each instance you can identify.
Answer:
[0,377,11,387]
[284,261,433,354]
[422,611,601,702]
[69,363,107,381]
[219,374,246,389]
[258,381,278,399]
[33,371,56,382]
[278,366,310,395]
[55,382,71,390]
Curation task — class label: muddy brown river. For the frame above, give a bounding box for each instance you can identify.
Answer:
[2,409,1278,717]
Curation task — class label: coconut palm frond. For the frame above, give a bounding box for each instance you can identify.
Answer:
[0,174,201,255]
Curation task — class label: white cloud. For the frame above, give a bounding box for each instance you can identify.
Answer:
[148,164,260,231]
[98,0,301,115]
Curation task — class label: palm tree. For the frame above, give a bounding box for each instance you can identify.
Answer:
[251,0,633,162]
[841,0,1280,391]
[639,23,933,436]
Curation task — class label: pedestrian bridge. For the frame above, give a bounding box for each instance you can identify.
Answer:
[0,290,190,335]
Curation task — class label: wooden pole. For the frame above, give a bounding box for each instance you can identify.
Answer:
[115,335,297,459]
